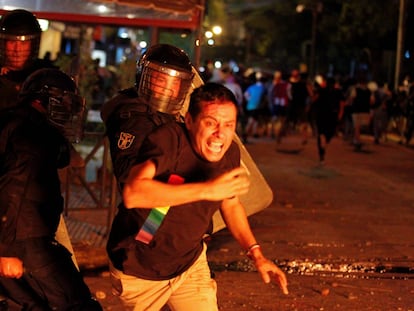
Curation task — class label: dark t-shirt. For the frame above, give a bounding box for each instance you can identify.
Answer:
[352,87,372,113]
[290,81,309,108]
[313,87,344,139]
[107,122,240,280]
[314,87,344,121]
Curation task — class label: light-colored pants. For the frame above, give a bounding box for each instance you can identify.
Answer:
[110,244,218,311]
[352,112,371,128]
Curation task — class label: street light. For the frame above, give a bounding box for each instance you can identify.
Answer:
[212,25,222,36]
[296,2,323,78]
[196,25,222,64]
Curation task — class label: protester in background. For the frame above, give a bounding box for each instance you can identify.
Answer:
[340,76,357,141]
[278,69,312,145]
[112,83,288,310]
[244,72,267,139]
[388,83,408,144]
[219,64,244,109]
[312,76,345,164]
[348,75,374,150]
[370,81,392,144]
[404,80,414,146]
[218,64,246,141]
[268,70,289,140]
[0,68,102,310]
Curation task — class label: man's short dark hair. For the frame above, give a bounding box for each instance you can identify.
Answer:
[188,83,238,118]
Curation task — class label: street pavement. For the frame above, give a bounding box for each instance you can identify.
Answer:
[12,132,413,310]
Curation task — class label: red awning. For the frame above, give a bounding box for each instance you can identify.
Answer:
[0,0,204,30]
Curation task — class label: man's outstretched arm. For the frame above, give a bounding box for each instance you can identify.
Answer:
[220,197,289,295]
[123,160,250,208]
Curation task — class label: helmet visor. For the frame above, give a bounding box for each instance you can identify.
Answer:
[47,88,86,143]
[139,61,194,114]
[4,39,32,70]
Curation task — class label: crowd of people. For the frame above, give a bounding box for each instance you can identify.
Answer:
[210,64,414,164]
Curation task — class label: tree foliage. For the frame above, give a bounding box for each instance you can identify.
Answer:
[205,0,406,80]
[336,0,398,49]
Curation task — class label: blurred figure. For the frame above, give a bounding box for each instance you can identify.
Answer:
[219,64,245,140]
[243,72,267,139]
[340,77,357,141]
[404,81,414,146]
[42,51,55,67]
[312,76,345,164]
[278,69,312,145]
[348,75,374,150]
[268,70,289,139]
[371,81,392,144]
[388,84,408,144]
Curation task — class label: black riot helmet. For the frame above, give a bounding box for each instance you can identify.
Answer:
[0,9,42,70]
[19,68,86,143]
[136,44,194,115]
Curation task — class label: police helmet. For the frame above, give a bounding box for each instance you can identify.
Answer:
[0,9,42,70]
[136,44,194,115]
[20,68,86,143]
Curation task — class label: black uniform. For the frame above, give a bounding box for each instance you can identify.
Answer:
[101,88,178,186]
[0,105,101,310]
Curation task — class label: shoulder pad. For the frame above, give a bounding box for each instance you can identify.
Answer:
[102,94,151,124]
[101,88,138,123]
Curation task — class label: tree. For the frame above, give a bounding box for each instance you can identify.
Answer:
[204,0,405,84]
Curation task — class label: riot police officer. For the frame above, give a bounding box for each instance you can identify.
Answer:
[101,44,197,304]
[0,68,102,310]
[101,43,194,185]
[0,9,56,111]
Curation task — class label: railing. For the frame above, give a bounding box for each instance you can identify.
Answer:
[62,131,119,232]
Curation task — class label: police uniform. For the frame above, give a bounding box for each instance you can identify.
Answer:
[102,88,178,186]
[0,105,101,310]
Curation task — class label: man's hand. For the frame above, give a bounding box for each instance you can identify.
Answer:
[0,257,24,278]
[250,252,288,295]
[204,167,250,201]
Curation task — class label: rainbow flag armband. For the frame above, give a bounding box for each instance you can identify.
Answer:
[135,174,184,244]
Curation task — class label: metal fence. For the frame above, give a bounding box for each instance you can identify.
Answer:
[62,131,118,231]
